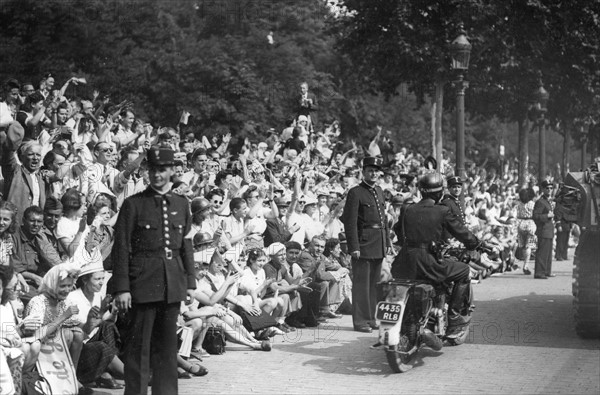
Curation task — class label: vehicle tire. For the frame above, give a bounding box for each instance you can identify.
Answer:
[573,229,600,339]
[386,314,418,373]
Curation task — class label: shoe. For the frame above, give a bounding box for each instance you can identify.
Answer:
[178,370,192,379]
[523,268,532,275]
[286,319,306,328]
[321,311,342,319]
[260,340,272,351]
[95,376,124,390]
[269,326,287,336]
[255,328,271,340]
[354,325,373,333]
[186,363,208,377]
[279,322,295,332]
[316,316,329,322]
[369,322,380,330]
[534,275,548,279]
[547,274,556,277]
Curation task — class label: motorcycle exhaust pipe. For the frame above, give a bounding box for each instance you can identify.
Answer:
[421,328,443,351]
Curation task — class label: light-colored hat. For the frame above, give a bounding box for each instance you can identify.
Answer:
[79,259,104,277]
[302,195,318,206]
[265,242,286,256]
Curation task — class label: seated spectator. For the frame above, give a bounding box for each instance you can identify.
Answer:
[297,236,344,321]
[192,252,271,351]
[66,261,123,389]
[0,265,41,395]
[323,238,352,312]
[11,206,63,302]
[238,248,294,334]
[0,200,18,267]
[23,263,84,375]
[262,242,310,328]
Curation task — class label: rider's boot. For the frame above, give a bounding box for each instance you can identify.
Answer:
[447,281,471,337]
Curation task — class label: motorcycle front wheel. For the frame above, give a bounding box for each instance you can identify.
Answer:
[386,319,418,373]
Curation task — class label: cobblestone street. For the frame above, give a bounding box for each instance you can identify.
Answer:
[105,255,600,394]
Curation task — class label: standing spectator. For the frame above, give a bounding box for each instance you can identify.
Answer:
[56,189,87,259]
[341,156,390,333]
[554,196,571,261]
[16,92,51,141]
[112,147,196,394]
[516,189,535,275]
[533,180,555,279]
[2,140,46,224]
[297,82,318,131]
[263,197,297,247]
[113,109,141,149]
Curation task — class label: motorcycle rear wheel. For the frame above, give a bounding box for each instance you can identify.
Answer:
[386,320,418,373]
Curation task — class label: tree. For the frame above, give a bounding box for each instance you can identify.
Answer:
[334,0,600,182]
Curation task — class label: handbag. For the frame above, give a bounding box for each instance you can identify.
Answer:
[202,325,226,355]
[239,309,278,332]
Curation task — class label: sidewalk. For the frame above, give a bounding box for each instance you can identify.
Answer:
[104,253,600,394]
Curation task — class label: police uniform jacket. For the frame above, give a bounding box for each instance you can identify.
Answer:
[392,199,478,283]
[440,193,466,241]
[532,196,554,239]
[341,181,389,260]
[112,186,196,304]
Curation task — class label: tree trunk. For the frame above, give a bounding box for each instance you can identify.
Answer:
[562,123,570,180]
[434,80,444,174]
[518,117,529,188]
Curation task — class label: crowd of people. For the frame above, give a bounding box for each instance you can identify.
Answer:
[0,75,577,394]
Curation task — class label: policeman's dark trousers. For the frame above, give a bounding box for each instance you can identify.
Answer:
[555,229,569,260]
[535,237,553,277]
[352,258,382,328]
[124,301,179,395]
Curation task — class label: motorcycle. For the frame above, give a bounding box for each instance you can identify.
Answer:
[374,243,494,373]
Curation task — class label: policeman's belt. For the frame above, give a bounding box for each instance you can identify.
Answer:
[136,248,180,259]
[405,241,430,249]
[362,224,383,229]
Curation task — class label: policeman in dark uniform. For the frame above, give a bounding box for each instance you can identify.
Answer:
[440,176,466,241]
[113,147,196,395]
[341,156,391,333]
[391,172,479,336]
[532,179,555,278]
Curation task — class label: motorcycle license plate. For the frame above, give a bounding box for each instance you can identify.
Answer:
[376,302,402,322]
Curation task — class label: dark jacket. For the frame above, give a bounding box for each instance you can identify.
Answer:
[112,187,195,304]
[392,199,479,282]
[533,196,555,239]
[10,226,62,276]
[440,194,466,241]
[2,149,46,225]
[340,181,390,260]
[297,251,336,282]
[263,217,293,247]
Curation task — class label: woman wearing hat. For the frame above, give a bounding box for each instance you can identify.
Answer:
[66,261,124,389]
[23,264,84,375]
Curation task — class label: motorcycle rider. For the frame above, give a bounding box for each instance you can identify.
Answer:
[391,172,480,337]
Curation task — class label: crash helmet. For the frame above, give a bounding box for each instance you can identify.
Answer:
[418,172,445,202]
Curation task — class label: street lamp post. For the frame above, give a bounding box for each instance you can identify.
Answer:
[449,25,472,179]
[533,80,550,181]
